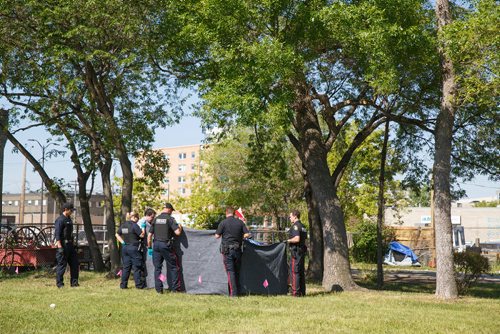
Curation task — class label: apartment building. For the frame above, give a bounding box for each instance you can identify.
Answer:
[149,144,205,199]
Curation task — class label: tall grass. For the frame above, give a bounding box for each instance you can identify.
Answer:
[1,271,499,333]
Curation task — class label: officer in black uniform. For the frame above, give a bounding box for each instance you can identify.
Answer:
[54,202,79,288]
[116,211,145,289]
[286,209,307,296]
[147,203,183,294]
[215,206,250,297]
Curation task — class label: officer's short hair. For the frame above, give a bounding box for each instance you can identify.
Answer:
[226,206,235,215]
[144,208,156,217]
[291,209,300,219]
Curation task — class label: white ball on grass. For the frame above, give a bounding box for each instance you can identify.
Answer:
[49,304,56,309]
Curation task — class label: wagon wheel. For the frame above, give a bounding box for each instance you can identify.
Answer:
[0,249,24,274]
[14,226,42,248]
[40,226,56,246]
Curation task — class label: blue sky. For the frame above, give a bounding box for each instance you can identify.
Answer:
[3,116,205,194]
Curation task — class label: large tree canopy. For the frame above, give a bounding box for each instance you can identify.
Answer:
[0,0,181,270]
[155,0,438,290]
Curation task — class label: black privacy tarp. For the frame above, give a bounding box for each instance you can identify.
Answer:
[146,228,228,295]
[239,240,288,295]
[145,229,288,295]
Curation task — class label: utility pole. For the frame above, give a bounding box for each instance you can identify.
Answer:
[28,139,58,228]
[74,179,77,222]
[19,157,27,224]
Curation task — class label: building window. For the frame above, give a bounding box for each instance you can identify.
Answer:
[179,152,186,159]
[178,164,186,172]
[27,200,32,205]
[8,201,12,206]
[178,176,186,183]
[14,200,19,206]
[191,152,196,158]
[34,200,38,206]
[163,189,169,196]
[43,200,47,206]
[179,187,186,194]
[164,177,170,184]
[191,164,196,171]
[165,154,170,160]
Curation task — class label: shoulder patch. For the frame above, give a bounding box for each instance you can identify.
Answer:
[293,225,298,230]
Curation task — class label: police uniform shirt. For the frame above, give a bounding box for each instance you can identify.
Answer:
[54,214,73,243]
[289,220,307,247]
[216,216,249,247]
[117,221,142,245]
[150,213,179,241]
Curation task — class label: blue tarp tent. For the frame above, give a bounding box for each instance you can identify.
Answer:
[384,241,421,266]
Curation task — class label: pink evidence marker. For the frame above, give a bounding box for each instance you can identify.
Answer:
[117,270,122,277]
[159,273,166,283]
[263,279,269,288]
[198,275,202,284]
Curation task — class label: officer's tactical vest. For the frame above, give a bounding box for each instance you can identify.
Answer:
[121,221,138,244]
[62,218,73,241]
[154,214,172,241]
[292,221,308,247]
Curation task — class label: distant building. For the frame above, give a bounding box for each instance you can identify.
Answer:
[385,205,500,244]
[135,144,206,199]
[1,192,106,227]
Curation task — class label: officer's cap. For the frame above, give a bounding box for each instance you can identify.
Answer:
[62,202,75,211]
[164,202,175,211]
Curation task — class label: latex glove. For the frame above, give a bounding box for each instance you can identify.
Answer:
[140,222,146,229]
[121,241,126,246]
[148,248,153,257]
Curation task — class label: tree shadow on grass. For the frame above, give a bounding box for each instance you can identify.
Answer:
[356,278,500,299]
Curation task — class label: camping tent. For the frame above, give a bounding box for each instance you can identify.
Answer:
[383,241,421,266]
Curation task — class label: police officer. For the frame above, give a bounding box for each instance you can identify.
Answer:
[54,202,79,288]
[215,206,250,297]
[147,203,183,294]
[286,209,307,296]
[116,211,145,289]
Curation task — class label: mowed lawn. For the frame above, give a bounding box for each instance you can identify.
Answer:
[1,271,499,334]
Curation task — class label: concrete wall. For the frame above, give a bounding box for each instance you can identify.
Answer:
[385,207,500,244]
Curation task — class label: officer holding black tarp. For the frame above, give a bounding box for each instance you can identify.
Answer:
[215,206,250,297]
[147,203,183,294]
[286,209,307,296]
[54,202,79,288]
[116,211,145,289]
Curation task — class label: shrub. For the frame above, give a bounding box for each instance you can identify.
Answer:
[351,221,395,263]
[454,251,490,295]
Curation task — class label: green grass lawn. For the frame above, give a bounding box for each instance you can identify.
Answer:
[1,270,499,334]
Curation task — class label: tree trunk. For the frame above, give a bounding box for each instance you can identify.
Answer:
[100,160,121,272]
[77,179,105,271]
[305,176,323,282]
[0,110,8,220]
[433,0,458,299]
[294,99,358,291]
[376,120,389,289]
[117,148,133,224]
